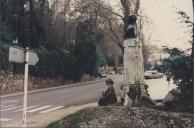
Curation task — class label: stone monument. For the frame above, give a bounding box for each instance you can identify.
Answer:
[122,15,155,106]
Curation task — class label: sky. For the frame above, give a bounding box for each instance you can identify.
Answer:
[109,0,193,50]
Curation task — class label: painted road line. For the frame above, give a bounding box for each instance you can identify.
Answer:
[27,105,51,113]
[0,118,12,123]
[14,105,40,112]
[0,105,15,110]
[39,106,64,114]
[0,106,21,112]
[2,100,18,103]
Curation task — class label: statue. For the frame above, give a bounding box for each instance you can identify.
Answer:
[124,15,137,39]
[98,78,117,106]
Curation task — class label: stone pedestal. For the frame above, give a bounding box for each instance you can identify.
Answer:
[123,38,144,86]
[123,38,145,106]
[122,15,155,106]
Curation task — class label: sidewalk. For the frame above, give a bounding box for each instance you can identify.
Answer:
[2,102,98,127]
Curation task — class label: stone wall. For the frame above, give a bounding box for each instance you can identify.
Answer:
[0,70,64,95]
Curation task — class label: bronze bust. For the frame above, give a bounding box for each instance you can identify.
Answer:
[124,15,137,39]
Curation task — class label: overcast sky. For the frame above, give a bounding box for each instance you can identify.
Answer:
[109,0,193,50]
[141,0,193,50]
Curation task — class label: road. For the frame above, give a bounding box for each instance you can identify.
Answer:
[0,74,176,127]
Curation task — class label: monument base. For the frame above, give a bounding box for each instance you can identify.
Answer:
[123,85,156,107]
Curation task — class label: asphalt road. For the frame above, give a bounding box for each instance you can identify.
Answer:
[0,74,176,127]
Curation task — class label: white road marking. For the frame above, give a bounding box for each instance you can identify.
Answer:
[39,106,64,114]
[0,105,15,110]
[2,100,18,103]
[14,105,40,112]
[0,118,12,122]
[0,106,21,112]
[27,105,51,113]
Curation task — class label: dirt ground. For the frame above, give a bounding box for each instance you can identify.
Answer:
[48,106,193,128]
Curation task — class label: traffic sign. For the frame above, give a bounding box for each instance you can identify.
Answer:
[9,46,39,65]
[9,46,39,127]
[9,46,25,64]
[28,51,39,66]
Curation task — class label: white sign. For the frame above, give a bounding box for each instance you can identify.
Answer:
[9,46,25,63]
[29,51,39,66]
[9,46,39,127]
[9,46,39,66]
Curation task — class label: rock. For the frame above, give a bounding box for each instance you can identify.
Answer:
[163,89,178,103]
[162,89,181,111]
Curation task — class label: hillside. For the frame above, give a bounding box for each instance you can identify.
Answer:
[47,106,193,128]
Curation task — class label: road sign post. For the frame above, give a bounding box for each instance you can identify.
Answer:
[23,47,29,127]
[9,46,39,128]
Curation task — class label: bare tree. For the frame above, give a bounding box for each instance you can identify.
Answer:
[50,0,142,65]
[69,0,141,53]
[138,11,155,69]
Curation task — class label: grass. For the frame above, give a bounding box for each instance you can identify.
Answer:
[47,121,60,128]
[47,106,193,128]
[47,108,98,128]
[160,114,192,128]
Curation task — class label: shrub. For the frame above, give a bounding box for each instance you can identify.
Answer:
[163,48,192,112]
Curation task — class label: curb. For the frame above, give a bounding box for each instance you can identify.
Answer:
[0,79,105,98]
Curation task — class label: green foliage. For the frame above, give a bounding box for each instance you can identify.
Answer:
[163,48,192,112]
[0,42,10,70]
[73,18,104,76]
[1,0,51,48]
[163,48,184,57]
[160,114,192,128]
[47,108,97,128]
[74,32,97,76]
[0,22,14,43]
[51,108,97,128]
[96,47,107,66]
[0,0,108,81]
[47,121,60,128]
[29,49,83,81]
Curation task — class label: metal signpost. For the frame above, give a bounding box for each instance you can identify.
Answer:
[9,46,39,127]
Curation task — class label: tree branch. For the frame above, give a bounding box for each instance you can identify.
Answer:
[108,21,124,52]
